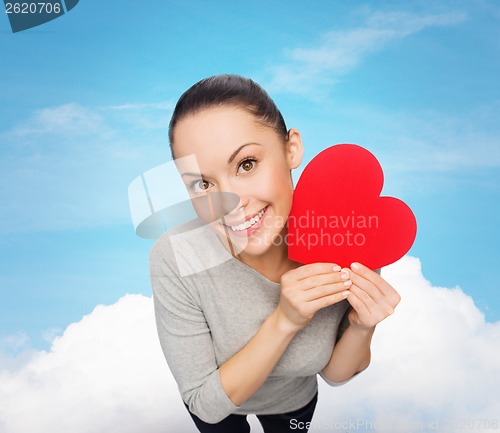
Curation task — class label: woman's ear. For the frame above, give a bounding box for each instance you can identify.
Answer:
[285,128,304,169]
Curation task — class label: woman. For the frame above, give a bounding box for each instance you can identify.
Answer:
[150,74,400,432]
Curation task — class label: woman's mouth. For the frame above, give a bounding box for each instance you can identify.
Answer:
[223,205,269,237]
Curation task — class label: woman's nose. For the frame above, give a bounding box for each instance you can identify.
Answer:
[226,196,246,217]
[213,191,243,219]
[192,191,240,223]
[216,181,249,215]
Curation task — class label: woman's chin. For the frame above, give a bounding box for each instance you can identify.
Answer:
[240,229,287,257]
[209,222,248,255]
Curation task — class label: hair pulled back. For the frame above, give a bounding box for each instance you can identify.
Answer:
[168,74,287,158]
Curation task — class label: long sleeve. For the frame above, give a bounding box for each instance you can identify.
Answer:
[148,222,349,419]
[150,242,239,424]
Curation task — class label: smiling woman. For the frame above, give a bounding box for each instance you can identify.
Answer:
[149,74,401,432]
[172,105,301,262]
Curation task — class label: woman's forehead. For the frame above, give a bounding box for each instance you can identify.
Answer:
[172,106,278,159]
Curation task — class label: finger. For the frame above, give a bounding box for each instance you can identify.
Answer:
[350,262,389,293]
[346,290,371,318]
[307,289,350,312]
[298,270,349,290]
[350,283,398,320]
[302,280,351,302]
[289,262,342,281]
[345,268,384,303]
[348,284,376,314]
[349,262,384,282]
[350,262,401,304]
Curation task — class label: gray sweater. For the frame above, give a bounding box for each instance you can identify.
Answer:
[150,219,357,424]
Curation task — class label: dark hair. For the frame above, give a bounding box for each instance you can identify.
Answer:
[168,74,288,158]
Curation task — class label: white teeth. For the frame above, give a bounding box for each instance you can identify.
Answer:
[230,207,266,232]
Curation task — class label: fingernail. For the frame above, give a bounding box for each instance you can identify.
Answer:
[351,262,360,271]
[341,272,349,280]
[342,291,350,297]
[344,280,352,287]
[332,265,341,272]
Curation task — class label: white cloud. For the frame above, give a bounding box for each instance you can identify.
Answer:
[105,102,174,111]
[0,332,29,351]
[377,104,500,172]
[10,103,107,137]
[0,294,197,433]
[265,11,466,98]
[103,101,174,130]
[315,102,500,177]
[314,256,500,432]
[0,256,498,433]
[0,332,34,371]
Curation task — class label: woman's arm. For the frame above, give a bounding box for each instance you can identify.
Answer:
[321,262,400,384]
[321,321,374,383]
[220,262,350,406]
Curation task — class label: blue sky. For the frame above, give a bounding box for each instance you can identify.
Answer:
[1,0,499,356]
[1,2,499,432]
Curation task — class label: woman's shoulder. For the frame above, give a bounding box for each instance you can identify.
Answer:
[150,219,203,257]
[149,219,232,278]
[149,218,203,271]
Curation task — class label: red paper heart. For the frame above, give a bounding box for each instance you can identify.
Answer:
[287,144,417,270]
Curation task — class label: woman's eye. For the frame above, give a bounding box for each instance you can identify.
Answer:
[191,180,211,193]
[237,159,256,174]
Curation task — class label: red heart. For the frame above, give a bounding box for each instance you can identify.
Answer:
[287,144,417,270]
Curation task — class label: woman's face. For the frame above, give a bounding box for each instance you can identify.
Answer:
[172,105,303,257]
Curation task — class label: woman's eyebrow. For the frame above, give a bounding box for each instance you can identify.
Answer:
[181,172,202,178]
[227,143,261,164]
[180,143,262,177]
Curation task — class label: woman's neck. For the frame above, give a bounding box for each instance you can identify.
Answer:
[236,228,300,283]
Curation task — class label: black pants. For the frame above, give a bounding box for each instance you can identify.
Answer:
[184,392,318,433]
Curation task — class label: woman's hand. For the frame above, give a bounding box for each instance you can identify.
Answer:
[344,262,401,330]
[276,263,351,333]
